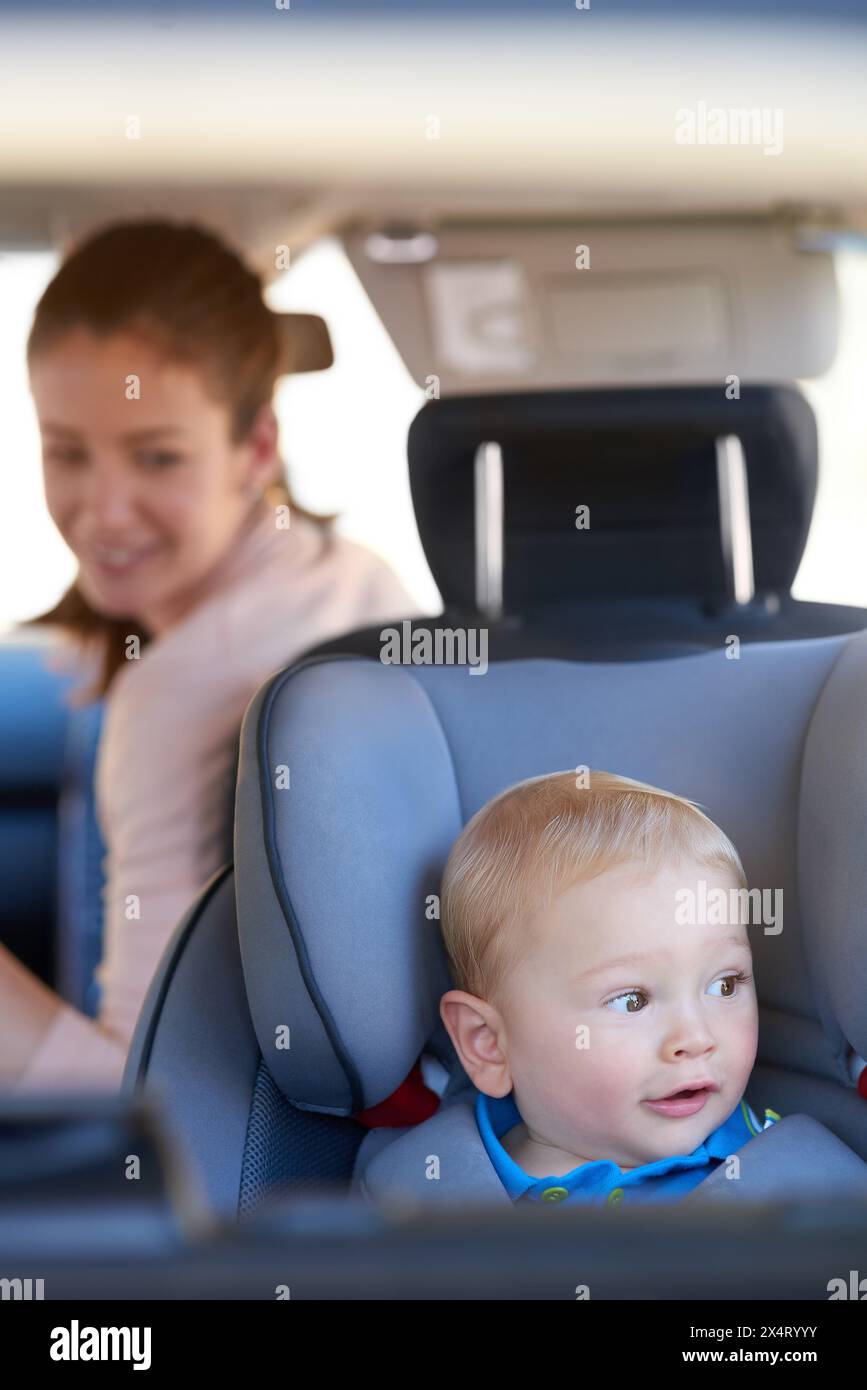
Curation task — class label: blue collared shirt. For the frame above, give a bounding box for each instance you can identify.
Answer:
[476,1090,780,1206]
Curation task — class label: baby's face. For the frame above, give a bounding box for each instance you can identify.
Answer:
[493,859,759,1170]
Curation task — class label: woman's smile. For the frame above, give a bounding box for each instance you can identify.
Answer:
[85,539,167,580]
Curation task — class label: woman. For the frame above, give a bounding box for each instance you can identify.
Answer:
[1,220,437,1121]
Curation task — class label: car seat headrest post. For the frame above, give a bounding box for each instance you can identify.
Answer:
[474,440,504,621]
[715,433,756,606]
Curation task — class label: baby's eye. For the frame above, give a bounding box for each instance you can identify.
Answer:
[708,970,751,998]
[605,989,648,1015]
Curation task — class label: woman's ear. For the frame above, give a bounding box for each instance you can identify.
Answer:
[439,989,513,1098]
[241,403,281,491]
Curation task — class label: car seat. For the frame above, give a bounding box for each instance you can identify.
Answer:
[55,698,106,1016]
[0,631,108,1014]
[124,624,867,1219]
[0,633,78,988]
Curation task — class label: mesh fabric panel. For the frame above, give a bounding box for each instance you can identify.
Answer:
[238,1058,366,1217]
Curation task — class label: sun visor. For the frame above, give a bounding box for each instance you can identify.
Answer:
[345,221,838,394]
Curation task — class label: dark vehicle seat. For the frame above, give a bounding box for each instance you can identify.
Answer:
[0,634,79,989]
[0,632,106,1015]
[407,384,867,651]
[55,698,106,1016]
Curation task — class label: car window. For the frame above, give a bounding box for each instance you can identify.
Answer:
[266,237,438,613]
[0,248,70,632]
[795,247,867,609]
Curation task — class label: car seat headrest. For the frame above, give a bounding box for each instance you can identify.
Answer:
[408,385,817,615]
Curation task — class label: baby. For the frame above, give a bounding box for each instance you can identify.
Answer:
[435,768,778,1205]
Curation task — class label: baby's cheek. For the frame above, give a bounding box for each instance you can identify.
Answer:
[572,1024,640,1112]
[731,1007,760,1081]
[524,1013,591,1092]
[510,1006,577,1096]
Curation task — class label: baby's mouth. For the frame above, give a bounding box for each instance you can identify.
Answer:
[643,1085,717,1118]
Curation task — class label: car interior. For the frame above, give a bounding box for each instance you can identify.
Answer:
[2,0,867,1313]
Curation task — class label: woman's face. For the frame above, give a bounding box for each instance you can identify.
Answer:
[30,327,278,634]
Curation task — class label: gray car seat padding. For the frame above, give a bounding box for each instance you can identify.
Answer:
[355,1099,867,1208]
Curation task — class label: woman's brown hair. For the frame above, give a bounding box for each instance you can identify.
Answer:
[25,218,331,699]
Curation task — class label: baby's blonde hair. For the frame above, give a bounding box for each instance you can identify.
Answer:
[440,769,747,1002]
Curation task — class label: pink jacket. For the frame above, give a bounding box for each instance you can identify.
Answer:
[16,508,419,1090]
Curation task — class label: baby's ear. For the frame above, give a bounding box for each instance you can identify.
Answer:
[438,988,481,1047]
[439,990,511,1094]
